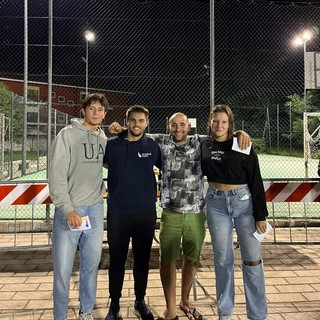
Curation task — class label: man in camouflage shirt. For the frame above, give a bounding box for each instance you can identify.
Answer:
[154,113,206,320]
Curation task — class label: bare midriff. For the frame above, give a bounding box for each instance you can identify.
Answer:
[208,181,245,191]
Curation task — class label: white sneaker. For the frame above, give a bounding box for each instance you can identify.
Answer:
[219,316,232,320]
[79,312,94,320]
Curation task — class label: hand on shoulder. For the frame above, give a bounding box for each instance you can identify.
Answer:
[108,122,125,134]
[235,130,251,149]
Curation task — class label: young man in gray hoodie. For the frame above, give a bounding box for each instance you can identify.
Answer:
[49,93,108,320]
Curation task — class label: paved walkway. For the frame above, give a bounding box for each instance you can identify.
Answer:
[0,230,320,319]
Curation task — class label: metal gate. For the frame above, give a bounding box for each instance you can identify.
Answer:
[1,179,320,249]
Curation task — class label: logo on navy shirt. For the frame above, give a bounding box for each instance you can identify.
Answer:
[138,152,152,158]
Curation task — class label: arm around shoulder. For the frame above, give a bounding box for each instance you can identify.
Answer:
[235,130,251,149]
[108,122,125,134]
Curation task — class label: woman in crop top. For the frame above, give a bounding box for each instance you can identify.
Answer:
[201,105,268,320]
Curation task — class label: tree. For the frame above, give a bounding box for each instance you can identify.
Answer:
[284,91,320,151]
[0,82,24,142]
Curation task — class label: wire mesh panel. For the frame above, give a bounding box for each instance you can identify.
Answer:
[1,0,320,243]
[0,0,210,112]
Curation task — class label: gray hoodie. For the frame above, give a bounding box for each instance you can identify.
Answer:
[48,118,107,217]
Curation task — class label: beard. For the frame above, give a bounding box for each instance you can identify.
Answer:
[128,127,145,137]
[171,133,187,144]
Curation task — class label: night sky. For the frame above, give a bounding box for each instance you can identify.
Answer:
[1,0,320,108]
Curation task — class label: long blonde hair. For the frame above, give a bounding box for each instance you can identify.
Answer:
[207,104,235,141]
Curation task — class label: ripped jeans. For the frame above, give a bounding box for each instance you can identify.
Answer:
[206,185,267,320]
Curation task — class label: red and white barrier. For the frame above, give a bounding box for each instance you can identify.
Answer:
[263,182,320,203]
[1,181,320,206]
[0,183,51,206]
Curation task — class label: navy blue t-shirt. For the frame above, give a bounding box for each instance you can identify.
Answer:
[104,130,162,214]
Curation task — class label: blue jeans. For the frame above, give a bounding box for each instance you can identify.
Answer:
[52,201,104,320]
[206,185,267,320]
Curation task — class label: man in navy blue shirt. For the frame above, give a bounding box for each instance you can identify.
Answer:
[104,105,161,320]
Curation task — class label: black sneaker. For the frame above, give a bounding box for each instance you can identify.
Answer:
[133,300,154,320]
[105,303,122,320]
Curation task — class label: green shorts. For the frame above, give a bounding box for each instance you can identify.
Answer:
[159,208,206,263]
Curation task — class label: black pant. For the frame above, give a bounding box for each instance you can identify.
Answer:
[107,210,156,302]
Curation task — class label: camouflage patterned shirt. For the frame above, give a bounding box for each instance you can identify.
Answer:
[153,134,205,214]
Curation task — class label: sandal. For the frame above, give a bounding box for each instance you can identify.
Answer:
[179,305,203,320]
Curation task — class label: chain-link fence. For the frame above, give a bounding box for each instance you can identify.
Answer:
[1,0,320,235]
[0,97,314,179]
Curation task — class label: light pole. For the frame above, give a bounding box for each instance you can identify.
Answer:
[292,30,313,112]
[293,30,313,177]
[84,30,95,96]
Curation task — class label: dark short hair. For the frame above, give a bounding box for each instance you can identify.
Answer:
[126,105,149,120]
[82,93,109,110]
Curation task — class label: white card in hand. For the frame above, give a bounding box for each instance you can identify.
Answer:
[232,137,252,155]
[253,222,272,242]
[68,215,91,231]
